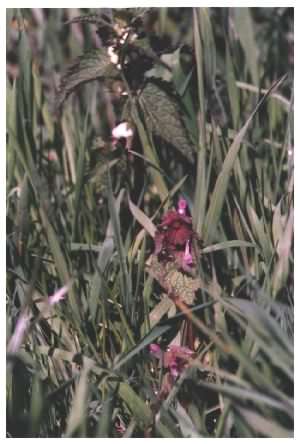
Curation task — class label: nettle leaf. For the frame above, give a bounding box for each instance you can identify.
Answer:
[57,48,120,108]
[138,79,195,163]
[114,7,153,23]
[65,14,109,27]
[147,254,201,305]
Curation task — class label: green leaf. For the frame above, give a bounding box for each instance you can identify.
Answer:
[232,8,259,85]
[65,362,92,437]
[201,240,256,254]
[95,383,117,437]
[172,403,201,437]
[198,8,217,91]
[197,381,290,414]
[272,206,294,295]
[118,382,153,428]
[128,197,156,238]
[138,79,195,163]
[226,42,240,128]
[237,406,293,438]
[203,74,288,244]
[107,182,132,318]
[57,48,120,107]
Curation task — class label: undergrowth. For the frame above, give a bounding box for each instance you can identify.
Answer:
[6,7,293,437]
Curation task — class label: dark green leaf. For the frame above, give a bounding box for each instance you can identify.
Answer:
[57,48,120,108]
[138,80,195,163]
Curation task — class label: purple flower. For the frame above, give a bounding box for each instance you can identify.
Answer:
[183,240,193,266]
[150,343,194,379]
[154,199,194,258]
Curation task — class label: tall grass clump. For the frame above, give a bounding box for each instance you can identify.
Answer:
[6,7,293,437]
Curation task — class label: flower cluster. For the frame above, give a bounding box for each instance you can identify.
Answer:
[154,198,196,271]
[150,343,194,378]
[150,343,195,399]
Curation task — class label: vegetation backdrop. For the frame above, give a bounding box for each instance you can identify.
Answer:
[6,7,293,438]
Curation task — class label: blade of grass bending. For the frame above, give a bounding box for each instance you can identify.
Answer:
[196,380,292,416]
[118,382,175,437]
[203,74,288,245]
[232,8,259,86]
[72,110,89,241]
[89,237,114,325]
[226,42,240,129]
[107,176,132,317]
[96,383,117,437]
[9,117,81,325]
[113,300,215,371]
[65,361,93,437]
[128,197,156,238]
[237,406,293,438]
[201,240,256,254]
[193,8,207,235]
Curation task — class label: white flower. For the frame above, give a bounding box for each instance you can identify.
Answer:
[107,46,119,65]
[112,122,133,139]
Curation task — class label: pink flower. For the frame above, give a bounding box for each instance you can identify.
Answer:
[150,343,194,379]
[177,198,188,216]
[8,284,71,354]
[149,343,163,359]
[183,240,193,266]
[48,284,70,306]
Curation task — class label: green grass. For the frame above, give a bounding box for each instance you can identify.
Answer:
[6,7,293,437]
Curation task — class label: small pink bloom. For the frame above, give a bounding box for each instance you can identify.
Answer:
[150,344,194,379]
[47,150,58,162]
[115,415,126,434]
[48,284,70,306]
[149,343,163,359]
[7,310,31,353]
[177,198,188,216]
[183,240,193,266]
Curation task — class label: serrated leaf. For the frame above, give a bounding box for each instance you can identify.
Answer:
[138,80,195,163]
[147,255,200,305]
[65,13,108,27]
[57,48,120,108]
